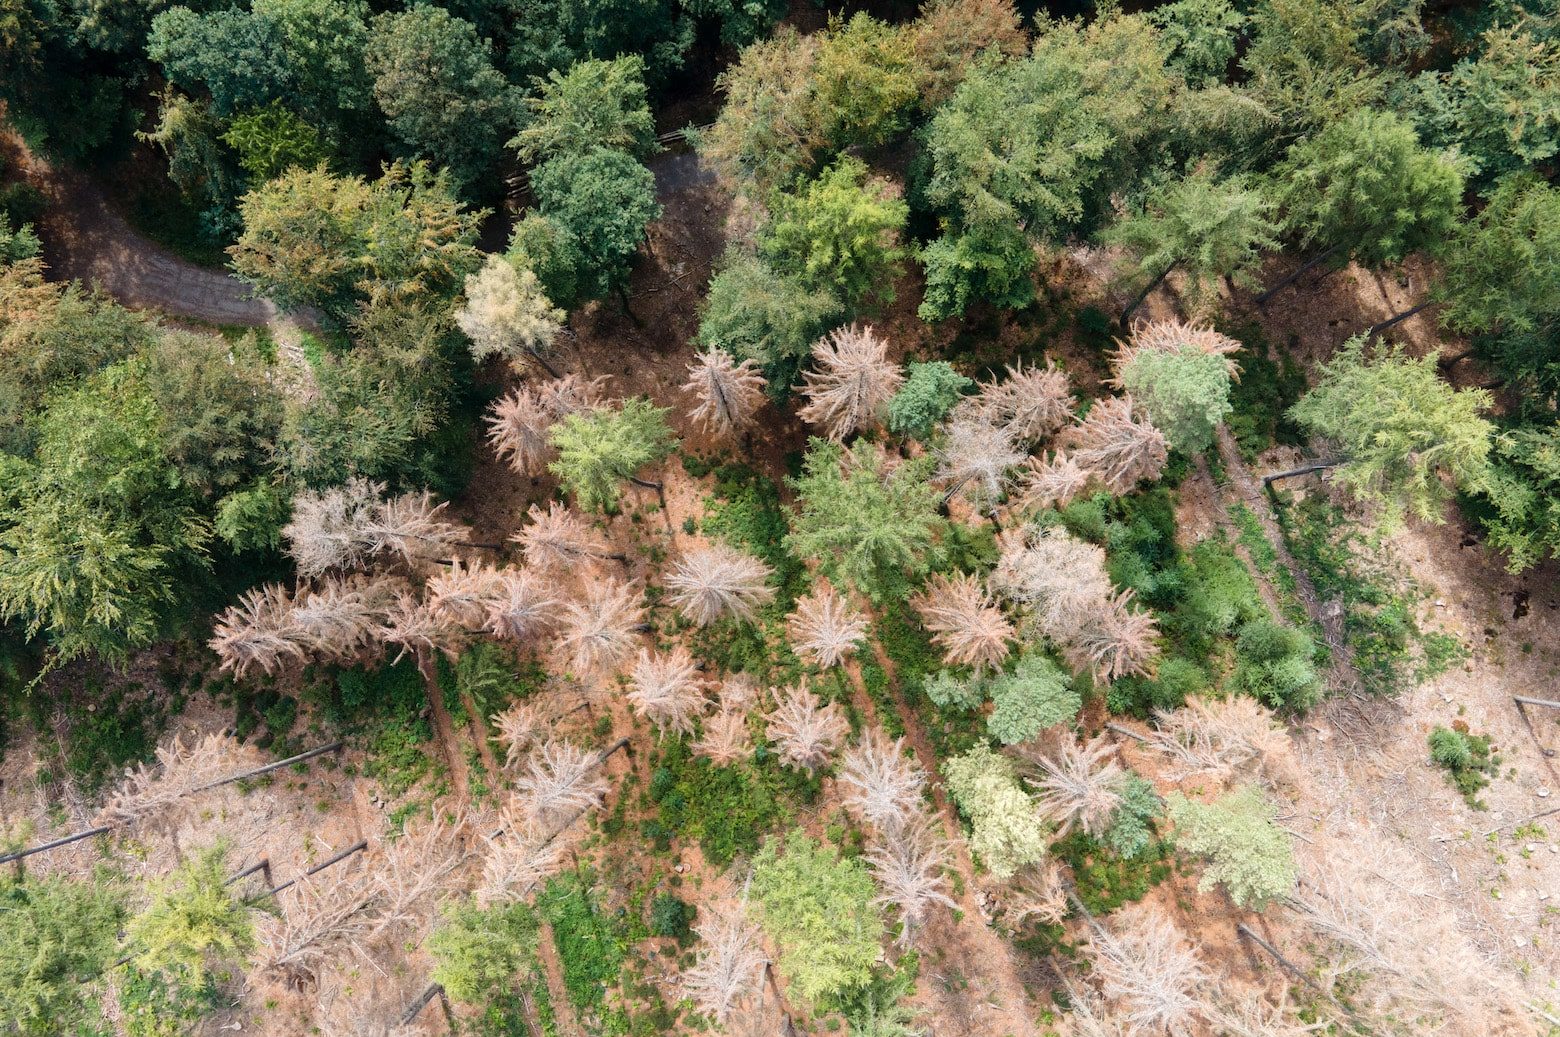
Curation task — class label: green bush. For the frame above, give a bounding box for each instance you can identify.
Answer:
[430,899,540,1004]
[1428,725,1499,808]
[1230,620,1324,711]
[648,895,695,942]
[1053,830,1172,915]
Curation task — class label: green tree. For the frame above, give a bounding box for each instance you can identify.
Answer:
[1149,0,1245,87]
[137,91,244,241]
[813,13,917,149]
[942,744,1049,879]
[785,440,945,603]
[253,0,373,122]
[749,832,885,1007]
[229,161,483,320]
[1436,175,1560,402]
[147,6,293,115]
[1168,785,1297,908]
[0,367,213,662]
[365,7,516,189]
[124,847,253,998]
[1289,338,1494,525]
[429,899,540,1003]
[0,214,39,265]
[1273,108,1464,271]
[1239,0,1382,136]
[986,653,1080,745]
[696,251,843,390]
[917,222,1038,323]
[761,158,907,308]
[1102,167,1280,324]
[1230,619,1323,711]
[695,27,824,197]
[684,0,787,47]
[511,55,656,165]
[887,361,973,441]
[1413,24,1560,182]
[1470,424,1560,573]
[221,101,330,181]
[549,398,676,512]
[530,147,661,308]
[0,872,124,1034]
[1114,345,1233,454]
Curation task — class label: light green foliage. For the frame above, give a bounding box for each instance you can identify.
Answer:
[214,484,289,552]
[253,0,373,119]
[0,872,125,1034]
[1473,425,1560,572]
[1102,167,1280,311]
[1275,108,1463,268]
[761,157,907,307]
[1438,174,1560,338]
[696,28,824,197]
[0,367,213,662]
[943,744,1049,878]
[785,440,945,603]
[1149,0,1245,86]
[230,161,483,320]
[986,653,1080,745]
[512,55,657,165]
[221,102,329,181]
[1103,772,1163,860]
[1427,724,1498,806]
[1231,620,1323,711]
[430,899,540,1003]
[1289,339,1493,525]
[813,13,917,148]
[147,7,292,116]
[548,398,676,512]
[923,668,986,711]
[124,846,252,1014]
[1168,785,1297,908]
[749,832,885,1007]
[1428,725,1472,769]
[696,251,844,389]
[530,147,661,306]
[887,361,973,441]
[1116,345,1232,454]
[1239,0,1382,133]
[365,6,516,188]
[1414,24,1560,181]
[0,213,40,264]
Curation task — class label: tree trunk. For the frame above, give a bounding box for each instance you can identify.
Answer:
[398,983,446,1026]
[1254,245,1339,306]
[529,348,562,379]
[252,839,369,901]
[1261,459,1340,488]
[1120,260,1176,328]
[618,285,643,328]
[1438,348,1475,369]
[1366,300,1434,338]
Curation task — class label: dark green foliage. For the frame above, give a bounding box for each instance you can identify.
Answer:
[365,6,516,190]
[645,737,818,867]
[986,652,1079,744]
[538,874,626,1024]
[1428,725,1499,808]
[1106,657,1208,716]
[530,147,661,307]
[1052,829,1172,915]
[1149,0,1244,86]
[887,361,973,441]
[0,872,125,1035]
[1468,423,1560,572]
[696,251,844,390]
[62,682,167,794]
[147,7,293,116]
[1103,772,1164,860]
[648,894,695,941]
[310,658,433,794]
[1223,330,1308,459]
[1230,619,1323,711]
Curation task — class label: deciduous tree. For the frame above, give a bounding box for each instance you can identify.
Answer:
[942,744,1048,879]
[529,147,661,308]
[908,0,1027,105]
[454,255,566,374]
[812,13,917,148]
[1167,785,1297,908]
[761,158,907,306]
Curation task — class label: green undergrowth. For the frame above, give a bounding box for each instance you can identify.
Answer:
[1429,725,1501,809]
[305,657,435,798]
[876,600,986,758]
[1052,831,1175,915]
[1219,323,1307,460]
[689,458,807,605]
[640,736,819,868]
[61,678,174,795]
[1275,495,1467,696]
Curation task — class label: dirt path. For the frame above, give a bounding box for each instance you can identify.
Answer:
[866,633,1044,1037]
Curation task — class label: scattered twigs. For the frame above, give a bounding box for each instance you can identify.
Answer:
[1511,696,1560,786]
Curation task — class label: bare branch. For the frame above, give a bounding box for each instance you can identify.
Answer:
[683,900,768,1025]
[557,579,644,675]
[684,348,768,439]
[972,359,1075,445]
[665,544,776,627]
[628,645,710,736]
[911,571,1014,672]
[513,739,611,831]
[837,728,926,830]
[1060,395,1168,495]
[934,417,1024,512]
[513,500,619,573]
[867,810,957,946]
[765,683,847,773]
[785,581,869,669]
[484,567,563,641]
[209,583,308,677]
[797,324,904,440]
[1085,903,1209,1035]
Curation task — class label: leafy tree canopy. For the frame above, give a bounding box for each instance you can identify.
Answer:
[147,6,293,116]
[761,158,907,308]
[1116,346,1233,455]
[887,361,973,441]
[430,899,541,1004]
[1168,785,1297,907]
[943,744,1049,878]
[549,398,676,512]
[0,873,124,1035]
[530,146,661,306]
[511,55,657,166]
[696,251,843,391]
[986,652,1081,744]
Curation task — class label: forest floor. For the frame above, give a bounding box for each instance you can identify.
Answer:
[6,131,1560,1034]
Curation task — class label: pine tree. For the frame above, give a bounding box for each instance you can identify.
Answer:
[549,398,677,512]
[1022,734,1124,839]
[1059,395,1169,495]
[1167,785,1297,908]
[765,684,848,773]
[797,325,904,441]
[910,571,1014,672]
[514,740,612,831]
[866,810,957,946]
[1289,338,1492,525]
[454,255,566,374]
[664,544,776,626]
[627,646,709,735]
[682,348,767,440]
[0,873,124,1035]
[1063,589,1162,684]
[682,901,768,1024]
[512,500,620,572]
[483,568,562,642]
[1015,451,1094,512]
[942,744,1048,879]
[991,524,1114,643]
[785,581,869,669]
[1085,904,1208,1035]
[933,417,1024,513]
[123,846,254,1001]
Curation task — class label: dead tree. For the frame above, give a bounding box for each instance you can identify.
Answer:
[1015,451,1094,512]
[556,579,644,675]
[1062,590,1162,684]
[1059,395,1169,495]
[991,524,1113,643]
[683,900,769,1025]
[209,583,307,677]
[665,544,776,627]
[684,348,768,439]
[512,500,625,572]
[627,646,710,736]
[513,739,614,831]
[765,684,847,773]
[910,571,1014,673]
[424,557,508,628]
[797,324,904,440]
[836,729,926,831]
[934,416,1024,513]
[971,359,1075,446]
[1083,902,1209,1036]
[785,581,869,670]
[866,810,957,946]
[483,568,562,641]
[1018,734,1124,839]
